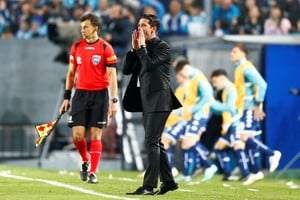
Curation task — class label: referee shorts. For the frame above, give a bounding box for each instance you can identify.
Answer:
[68,89,109,128]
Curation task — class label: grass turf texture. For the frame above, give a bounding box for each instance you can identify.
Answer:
[0,164,299,200]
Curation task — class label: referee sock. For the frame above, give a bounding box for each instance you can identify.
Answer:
[73,138,89,163]
[90,140,102,174]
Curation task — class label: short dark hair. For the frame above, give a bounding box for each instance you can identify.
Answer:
[234,43,249,55]
[210,69,228,78]
[174,58,190,73]
[140,14,160,32]
[80,13,100,28]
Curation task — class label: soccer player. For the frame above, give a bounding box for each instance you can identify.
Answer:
[210,69,250,181]
[163,59,217,182]
[162,57,190,177]
[231,43,281,185]
[59,13,118,184]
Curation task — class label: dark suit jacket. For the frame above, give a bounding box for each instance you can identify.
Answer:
[122,37,181,113]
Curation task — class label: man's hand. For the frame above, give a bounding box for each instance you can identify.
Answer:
[108,103,117,118]
[253,106,265,121]
[132,29,139,49]
[59,100,70,114]
[136,27,146,47]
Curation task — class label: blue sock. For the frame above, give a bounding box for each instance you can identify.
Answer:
[182,149,195,176]
[193,142,211,168]
[216,150,231,177]
[166,147,174,168]
[247,148,261,173]
[246,137,274,156]
[234,149,250,177]
[195,155,202,169]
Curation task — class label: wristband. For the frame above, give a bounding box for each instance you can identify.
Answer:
[64,90,71,100]
[112,98,118,103]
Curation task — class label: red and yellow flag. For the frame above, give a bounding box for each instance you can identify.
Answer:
[35,112,64,148]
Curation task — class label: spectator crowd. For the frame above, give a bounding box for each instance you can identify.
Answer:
[1,0,300,40]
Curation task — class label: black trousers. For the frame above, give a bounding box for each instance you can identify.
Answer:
[142,111,174,189]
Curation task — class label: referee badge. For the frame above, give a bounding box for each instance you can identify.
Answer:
[92,55,101,65]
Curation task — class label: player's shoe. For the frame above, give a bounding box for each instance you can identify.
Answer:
[269,150,282,173]
[202,164,217,182]
[191,167,203,178]
[242,171,264,185]
[175,175,192,182]
[239,175,249,182]
[87,172,98,184]
[171,167,179,177]
[80,162,89,181]
[222,175,240,181]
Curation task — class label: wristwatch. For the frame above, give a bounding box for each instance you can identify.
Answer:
[140,44,146,49]
[112,98,118,103]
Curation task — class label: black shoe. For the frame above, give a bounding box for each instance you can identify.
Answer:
[80,162,89,181]
[155,182,178,195]
[87,173,98,184]
[126,187,154,195]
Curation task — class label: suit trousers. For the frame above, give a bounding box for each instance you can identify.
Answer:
[142,111,174,189]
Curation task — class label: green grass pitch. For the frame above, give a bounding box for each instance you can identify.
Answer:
[0,164,299,200]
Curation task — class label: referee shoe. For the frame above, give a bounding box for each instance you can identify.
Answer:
[87,172,98,184]
[80,162,89,181]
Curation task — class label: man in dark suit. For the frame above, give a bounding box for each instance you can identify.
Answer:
[123,14,181,195]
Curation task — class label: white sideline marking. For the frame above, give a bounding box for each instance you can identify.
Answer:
[247,188,259,192]
[0,171,139,200]
[106,174,138,182]
[178,189,193,192]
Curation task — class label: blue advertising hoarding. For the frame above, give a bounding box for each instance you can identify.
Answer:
[265,45,300,169]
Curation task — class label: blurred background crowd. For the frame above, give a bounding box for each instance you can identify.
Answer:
[1,0,300,41]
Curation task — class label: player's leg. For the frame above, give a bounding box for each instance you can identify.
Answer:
[214,137,232,180]
[161,133,174,171]
[240,110,281,173]
[181,145,195,181]
[194,141,217,181]
[238,129,264,185]
[233,141,250,181]
[196,119,217,181]
[163,122,186,177]
[182,118,217,182]
[237,133,264,185]
[243,134,281,173]
[162,134,178,176]
[181,119,205,168]
[238,115,264,185]
[179,121,199,181]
